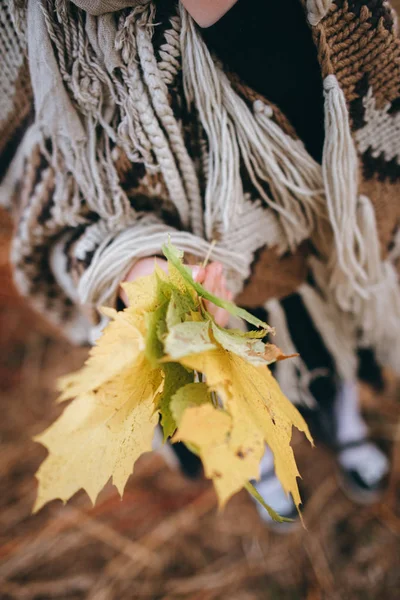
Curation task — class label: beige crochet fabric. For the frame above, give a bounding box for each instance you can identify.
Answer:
[71,1,139,15]
[1,0,400,392]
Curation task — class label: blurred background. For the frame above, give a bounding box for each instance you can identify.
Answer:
[2,6,400,600]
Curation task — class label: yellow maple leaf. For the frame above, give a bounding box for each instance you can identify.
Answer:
[174,401,265,507]
[58,308,145,402]
[120,270,162,313]
[34,356,162,511]
[175,349,313,511]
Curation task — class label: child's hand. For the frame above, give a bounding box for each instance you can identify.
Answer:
[194,261,233,327]
[120,257,232,327]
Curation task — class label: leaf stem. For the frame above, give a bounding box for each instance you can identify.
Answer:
[201,240,217,269]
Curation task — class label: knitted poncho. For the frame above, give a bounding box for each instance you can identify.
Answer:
[1,0,400,397]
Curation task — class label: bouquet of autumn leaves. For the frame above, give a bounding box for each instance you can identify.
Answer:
[33,242,313,521]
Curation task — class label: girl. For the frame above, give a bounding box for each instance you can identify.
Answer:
[1,0,398,523]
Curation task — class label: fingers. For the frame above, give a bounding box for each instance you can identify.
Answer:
[200,262,232,327]
[202,262,223,294]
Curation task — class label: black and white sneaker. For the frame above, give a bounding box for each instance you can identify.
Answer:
[333,381,389,504]
[336,438,389,504]
[302,381,390,504]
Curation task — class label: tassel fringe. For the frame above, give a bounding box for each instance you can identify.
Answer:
[180,5,325,248]
[352,195,400,373]
[321,75,368,310]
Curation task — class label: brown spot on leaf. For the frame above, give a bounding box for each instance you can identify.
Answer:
[264,343,298,363]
